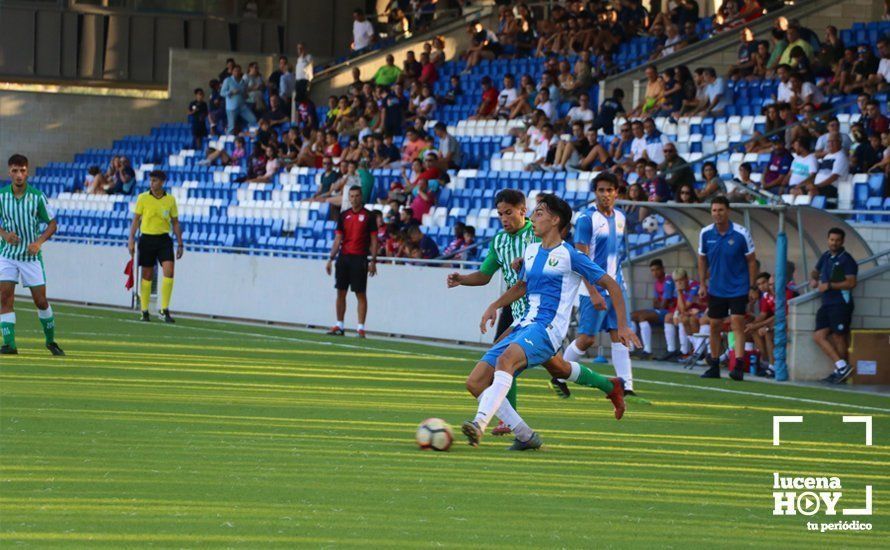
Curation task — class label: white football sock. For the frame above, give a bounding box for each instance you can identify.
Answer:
[835,359,848,370]
[664,323,677,353]
[496,400,534,442]
[357,323,365,331]
[611,342,633,391]
[37,306,53,319]
[639,321,652,353]
[566,361,582,382]
[336,320,344,329]
[563,340,585,362]
[679,323,689,354]
[473,370,513,431]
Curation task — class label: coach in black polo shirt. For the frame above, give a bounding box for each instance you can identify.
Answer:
[325,186,378,338]
[810,227,858,384]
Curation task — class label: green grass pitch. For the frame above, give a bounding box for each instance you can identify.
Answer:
[1,303,888,547]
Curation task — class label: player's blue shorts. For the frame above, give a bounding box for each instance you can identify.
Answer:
[480,323,556,370]
[578,294,632,335]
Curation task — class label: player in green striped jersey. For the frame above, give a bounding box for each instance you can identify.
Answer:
[0,154,64,355]
[447,189,538,436]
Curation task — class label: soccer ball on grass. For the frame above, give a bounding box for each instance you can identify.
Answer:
[416,418,453,451]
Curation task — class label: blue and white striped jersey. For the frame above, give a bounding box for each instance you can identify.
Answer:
[517,241,606,349]
[573,207,626,297]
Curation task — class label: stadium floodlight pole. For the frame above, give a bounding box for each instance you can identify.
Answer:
[773,206,789,382]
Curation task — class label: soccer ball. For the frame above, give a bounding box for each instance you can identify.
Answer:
[416,418,453,451]
[642,215,659,233]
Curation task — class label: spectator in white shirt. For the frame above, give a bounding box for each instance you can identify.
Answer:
[807,135,849,205]
[294,42,313,102]
[876,38,890,87]
[699,67,731,116]
[352,9,376,51]
[629,120,648,161]
[787,137,819,196]
[562,92,595,127]
[525,123,557,170]
[815,117,853,157]
[497,74,519,118]
[789,73,825,111]
[535,87,556,121]
[641,117,668,165]
[775,64,794,103]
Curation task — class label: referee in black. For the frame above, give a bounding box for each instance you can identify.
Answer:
[325,186,378,338]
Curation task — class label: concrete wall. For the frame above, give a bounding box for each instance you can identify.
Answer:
[23,240,505,344]
[849,223,890,262]
[0,4,286,84]
[0,49,276,169]
[788,264,890,381]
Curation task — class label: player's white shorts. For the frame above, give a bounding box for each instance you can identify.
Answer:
[0,257,46,287]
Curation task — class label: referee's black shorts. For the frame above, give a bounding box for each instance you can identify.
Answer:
[138,234,174,267]
[335,254,369,293]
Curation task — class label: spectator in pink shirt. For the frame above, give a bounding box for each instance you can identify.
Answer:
[401,128,426,165]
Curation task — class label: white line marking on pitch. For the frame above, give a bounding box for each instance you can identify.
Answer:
[640,379,890,413]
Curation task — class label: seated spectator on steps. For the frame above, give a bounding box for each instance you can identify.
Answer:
[245,144,281,183]
[657,267,700,361]
[407,154,442,222]
[83,166,107,195]
[442,221,467,258]
[200,136,247,167]
[806,135,849,206]
[406,224,440,259]
[311,157,341,201]
[262,95,290,128]
[470,76,499,120]
[746,271,777,378]
[107,156,136,195]
[631,258,677,360]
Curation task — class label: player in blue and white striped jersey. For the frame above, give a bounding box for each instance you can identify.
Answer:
[560,173,638,394]
[461,194,639,449]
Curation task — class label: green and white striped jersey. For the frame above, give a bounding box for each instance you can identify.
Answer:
[479,219,540,318]
[0,184,54,262]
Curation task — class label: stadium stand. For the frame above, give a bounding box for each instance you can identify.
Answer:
[20,13,890,263]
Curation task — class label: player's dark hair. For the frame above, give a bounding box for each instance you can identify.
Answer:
[348,185,362,194]
[594,172,618,190]
[148,170,167,181]
[464,225,476,237]
[613,88,625,99]
[649,259,664,268]
[194,87,204,94]
[537,193,572,230]
[757,272,771,281]
[711,196,730,208]
[495,189,526,207]
[7,154,28,167]
[828,227,846,240]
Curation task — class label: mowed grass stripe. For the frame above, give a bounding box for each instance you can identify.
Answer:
[2,304,888,547]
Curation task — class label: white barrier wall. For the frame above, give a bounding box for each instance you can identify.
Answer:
[26,241,505,344]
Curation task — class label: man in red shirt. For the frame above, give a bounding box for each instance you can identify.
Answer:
[326,186,378,337]
[418,52,438,86]
[470,76,499,120]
